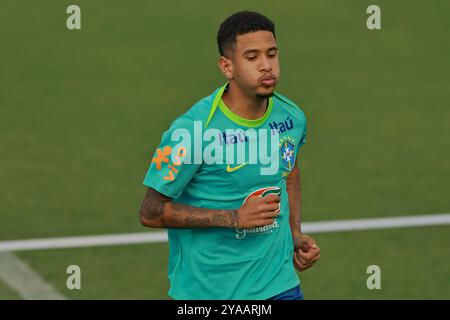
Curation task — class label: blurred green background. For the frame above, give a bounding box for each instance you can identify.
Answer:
[0,0,449,299]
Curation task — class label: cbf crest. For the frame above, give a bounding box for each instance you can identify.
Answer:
[280,137,296,170]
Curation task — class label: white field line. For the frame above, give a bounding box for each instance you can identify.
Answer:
[0,231,169,252]
[1,213,450,252]
[0,252,67,300]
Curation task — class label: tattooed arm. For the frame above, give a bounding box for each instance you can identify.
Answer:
[139,188,238,228]
[139,187,280,229]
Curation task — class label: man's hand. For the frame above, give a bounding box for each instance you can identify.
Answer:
[293,232,320,272]
[236,194,280,228]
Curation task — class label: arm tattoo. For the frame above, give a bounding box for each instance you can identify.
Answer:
[139,188,239,228]
[140,188,171,221]
[182,210,238,228]
[166,203,238,228]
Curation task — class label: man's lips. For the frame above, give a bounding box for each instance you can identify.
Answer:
[260,75,276,86]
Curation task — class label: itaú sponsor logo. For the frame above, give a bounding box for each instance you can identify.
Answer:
[235,187,281,240]
[268,116,294,134]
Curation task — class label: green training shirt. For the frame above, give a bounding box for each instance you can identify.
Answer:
[143,83,307,299]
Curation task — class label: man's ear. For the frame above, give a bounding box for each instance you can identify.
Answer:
[218,56,234,80]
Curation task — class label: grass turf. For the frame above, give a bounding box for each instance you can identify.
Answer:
[0,0,449,299]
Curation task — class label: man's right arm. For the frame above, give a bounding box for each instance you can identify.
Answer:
[139,188,239,228]
[139,188,280,229]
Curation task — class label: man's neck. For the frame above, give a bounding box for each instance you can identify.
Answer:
[221,82,268,120]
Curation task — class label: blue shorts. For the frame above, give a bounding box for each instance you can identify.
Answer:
[268,285,304,300]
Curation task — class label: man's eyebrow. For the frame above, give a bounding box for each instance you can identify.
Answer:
[243,47,279,55]
[243,49,259,55]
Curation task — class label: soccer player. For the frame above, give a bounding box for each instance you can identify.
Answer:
[139,11,320,300]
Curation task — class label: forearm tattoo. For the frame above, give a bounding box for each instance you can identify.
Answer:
[181,209,239,228]
[140,188,170,221]
[140,188,239,228]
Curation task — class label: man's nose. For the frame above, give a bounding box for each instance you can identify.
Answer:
[259,56,272,72]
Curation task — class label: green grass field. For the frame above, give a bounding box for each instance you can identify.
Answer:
[1,0,450,299]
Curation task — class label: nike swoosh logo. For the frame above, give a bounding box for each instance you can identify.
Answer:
[226,162,249,173]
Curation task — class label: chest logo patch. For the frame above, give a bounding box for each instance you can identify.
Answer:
[280,137,296,170]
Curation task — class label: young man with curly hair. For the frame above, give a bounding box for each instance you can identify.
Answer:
[140,10,320,300]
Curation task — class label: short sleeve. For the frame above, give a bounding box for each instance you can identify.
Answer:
[143,116,201,198]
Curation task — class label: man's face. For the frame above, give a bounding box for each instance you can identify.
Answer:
[228,30,280,98]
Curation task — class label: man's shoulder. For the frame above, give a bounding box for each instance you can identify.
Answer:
[186,94,215,120]
[170,89,219,127]
[273,92,306,123]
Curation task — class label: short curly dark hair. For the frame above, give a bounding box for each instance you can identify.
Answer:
[217,11,276,57]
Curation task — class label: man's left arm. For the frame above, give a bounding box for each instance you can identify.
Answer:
[286,162,321,272]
